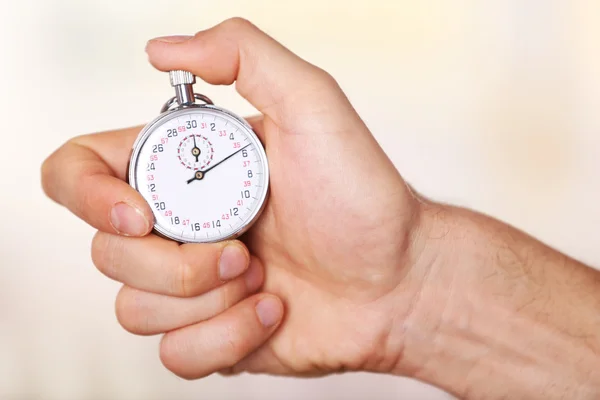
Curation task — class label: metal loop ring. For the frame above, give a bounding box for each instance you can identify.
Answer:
[160,93,214,113]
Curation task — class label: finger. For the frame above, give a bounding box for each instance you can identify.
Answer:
[159,293,284,380]
[244,114,264,134]
[92,231,250,297]
[41,126,154,237]
[115,256,264,336]
[145,18,363,135]
[240,114,266,142]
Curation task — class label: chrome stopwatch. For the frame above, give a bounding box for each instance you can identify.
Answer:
[127,70,269,243]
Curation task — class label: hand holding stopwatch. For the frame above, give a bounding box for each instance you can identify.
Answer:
[127,71,269,244]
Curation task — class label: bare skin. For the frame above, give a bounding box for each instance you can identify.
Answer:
[41,18,600,399]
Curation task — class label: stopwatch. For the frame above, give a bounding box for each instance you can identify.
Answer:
[127,70,270,244]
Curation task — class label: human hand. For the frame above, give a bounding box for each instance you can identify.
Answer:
[41,18,434,380]
[42,17,600,400]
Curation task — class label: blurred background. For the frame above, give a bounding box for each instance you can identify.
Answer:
[1,0,599,399]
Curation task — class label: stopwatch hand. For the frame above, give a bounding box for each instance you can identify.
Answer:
[187,145,251,185]
[201,145,251,174]
[191,135,201,162]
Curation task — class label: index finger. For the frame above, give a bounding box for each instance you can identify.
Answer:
[41,126,154,236]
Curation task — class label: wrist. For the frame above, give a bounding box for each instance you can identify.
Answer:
[389,202,600,399]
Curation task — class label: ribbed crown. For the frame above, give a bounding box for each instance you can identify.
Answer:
[169,70,196,86]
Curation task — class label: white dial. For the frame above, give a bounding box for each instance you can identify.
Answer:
[128,106,269,243]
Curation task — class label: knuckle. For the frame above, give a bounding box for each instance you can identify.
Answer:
[91,232,124,281]
[115,287,147,334]
[174,245,216,297]
[222,326,247,365]
[176,252,199,297]
[40,134,100,203]
[40,141,73,201]
[220,17,256,33]
[67,133,89,145]
[75,178,94,222]
[218,364,244,377]
[159,333,196,379]
[40,153,57,198]
[219,280,245,311]
[91,232,109,274]
[313,66,339,89]
[159,333,179,369]
[220,286,234,311]
[217,367,236,376]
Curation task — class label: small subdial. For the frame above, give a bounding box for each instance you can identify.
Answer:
[177,135,214,170]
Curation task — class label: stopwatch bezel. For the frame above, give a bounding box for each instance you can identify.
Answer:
[127,103,270,244]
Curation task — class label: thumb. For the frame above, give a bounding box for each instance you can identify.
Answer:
[144,18,410,207]
[144,17,365,137]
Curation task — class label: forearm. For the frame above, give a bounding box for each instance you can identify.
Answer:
[400,204,600,399]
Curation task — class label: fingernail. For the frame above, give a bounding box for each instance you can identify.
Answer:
[219,244,249,281]
[151,35,193,44]
[255,297,283,328]
[244,259,263,292]
[110,202,150,236]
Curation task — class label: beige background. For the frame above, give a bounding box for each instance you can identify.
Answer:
[1,0,599,399]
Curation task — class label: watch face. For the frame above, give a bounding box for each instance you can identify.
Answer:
[128,105,269,243]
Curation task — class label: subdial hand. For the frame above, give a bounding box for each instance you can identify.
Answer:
[191,135,201,162]
[187,144,251,184]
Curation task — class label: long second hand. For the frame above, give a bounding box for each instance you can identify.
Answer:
[187,144,251,184]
